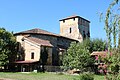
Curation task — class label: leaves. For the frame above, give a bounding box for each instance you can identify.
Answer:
[62,38,106,71]
[0,28,17,65]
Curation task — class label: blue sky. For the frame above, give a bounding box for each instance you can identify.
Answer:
[0,0,113,40]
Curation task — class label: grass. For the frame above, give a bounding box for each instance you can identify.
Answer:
[0,72,105,80]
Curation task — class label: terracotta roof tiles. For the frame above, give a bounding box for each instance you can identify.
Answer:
[14,28,77,41]
[25,37,53,47]
[59,15,90,22]
[15,28,60,36]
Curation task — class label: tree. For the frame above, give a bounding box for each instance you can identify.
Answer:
[104,0,120,52]
[62,41,94,71]
[101,0,120,79]
[62,38,106,71]
[0,28,17,66]
[40,46,48,72]
[92,38,107,52]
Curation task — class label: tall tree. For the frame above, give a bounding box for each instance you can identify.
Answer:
[92,38,106,52]
[118,20,120,49]
[105,0,119,53]
[62,41,94,71]
[40,46,48,72]
[0,28,17,66]
[62,39,106,71]
[102,0,120,79]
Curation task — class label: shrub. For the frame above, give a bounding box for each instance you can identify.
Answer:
[79,72,94,80]
[106,73,120,80]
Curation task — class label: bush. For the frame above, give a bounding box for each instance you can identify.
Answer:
[79,72,94,80]
[106,73,120,80]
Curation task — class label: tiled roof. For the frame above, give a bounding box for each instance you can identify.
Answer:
[14,28,77,41]
[91,51,107,57]
[59,15,90,22]
[15,28,60,36]
[25,37,53,47]
[65,15,80,19]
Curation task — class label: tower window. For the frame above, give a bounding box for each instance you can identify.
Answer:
[83,31,86,38]
[87,31,90,37]
[21,38,24,41]
[31,52,34,59]
[73,18,75,21]
[70,28,72,33]
[63,20,65,23]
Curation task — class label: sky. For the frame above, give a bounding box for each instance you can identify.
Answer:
[0,0,114,40]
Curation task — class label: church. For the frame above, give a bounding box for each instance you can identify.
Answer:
[14,15,90,72]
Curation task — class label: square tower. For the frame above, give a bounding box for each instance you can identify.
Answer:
[59,15,90,42]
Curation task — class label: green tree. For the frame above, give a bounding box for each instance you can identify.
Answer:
[92,38,106,52]
[40,46,48,72]
[0,28,17,66]
[104,0,120,52]
[80,38,106,53]
[101,0,120,79]
[62,41,94,71]
[62,38,106,71]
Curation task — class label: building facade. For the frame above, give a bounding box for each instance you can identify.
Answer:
[60,15,90,42]
[14,15,90,72]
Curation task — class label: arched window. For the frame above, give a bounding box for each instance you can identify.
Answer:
[70,28,72,33]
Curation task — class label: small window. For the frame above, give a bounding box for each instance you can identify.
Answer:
[21,38,24,41]
[31,52,34,59]
[87,31,90,37]
[63,20,65,23]
[70,28,72,33]
[83,31,86,38]
[73,18,75,21]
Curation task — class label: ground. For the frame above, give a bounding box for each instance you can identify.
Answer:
[0,72,104,80]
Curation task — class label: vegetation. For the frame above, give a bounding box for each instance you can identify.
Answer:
[62,38,106,71]
[0,28,17,66]
[104,0,120,52]
[91,38,106,52]
[0,72,104,80]
[62,41,93,71]
[79,72,94,80]
[40,47,48,72]
[101,0,120,79]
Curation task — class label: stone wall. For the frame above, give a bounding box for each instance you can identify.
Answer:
[60,17,90,42]
[60,18,80,41]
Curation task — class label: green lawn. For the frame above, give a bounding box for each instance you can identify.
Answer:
[0,72,105,80]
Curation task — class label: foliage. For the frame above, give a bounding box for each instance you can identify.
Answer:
[91,38,106,52]
[40,46,48,72]
[101,0,120,79]
[79,72,94,80]
[40,47,48,65]
[73,72,94,80]
[104,49,120,80]
[62,41,94,71]
[62,38,106,71]
[0,28,17,66]
[106,73,120,80]
[104,0,120,52]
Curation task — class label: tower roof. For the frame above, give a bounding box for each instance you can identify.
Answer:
[59,15,90,22]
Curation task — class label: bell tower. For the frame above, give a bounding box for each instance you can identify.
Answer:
[59,15,90,42]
